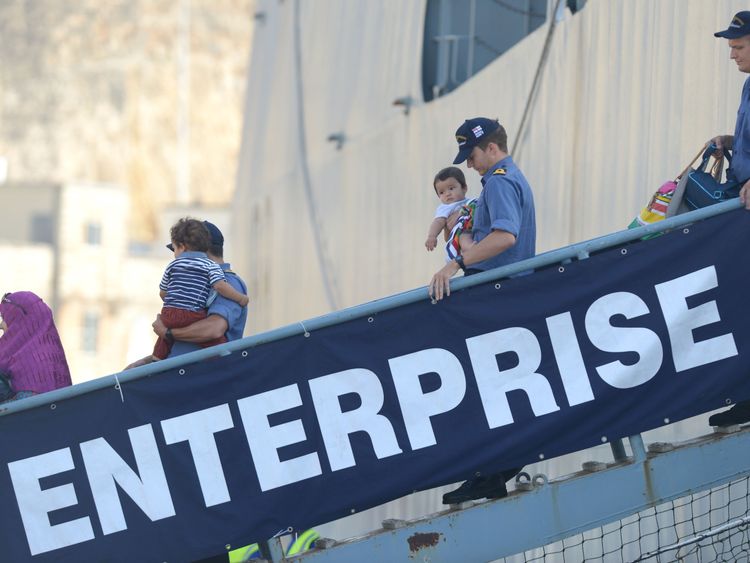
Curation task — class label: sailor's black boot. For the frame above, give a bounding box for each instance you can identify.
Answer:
[442,474,508,504]
[709,400,750,427]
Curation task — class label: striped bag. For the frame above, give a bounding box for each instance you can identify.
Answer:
[628,181,677,228]
[628,144,709,230]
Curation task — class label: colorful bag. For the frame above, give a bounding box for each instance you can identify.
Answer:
[628,181,677,229]
[628,144,711,231]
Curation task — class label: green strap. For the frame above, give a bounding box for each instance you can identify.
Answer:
[286,529,320,555]
[227,542,258,562]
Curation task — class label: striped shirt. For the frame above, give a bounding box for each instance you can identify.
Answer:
[159,251,226,312]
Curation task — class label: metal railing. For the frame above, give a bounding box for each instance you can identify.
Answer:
[0,198,742,417]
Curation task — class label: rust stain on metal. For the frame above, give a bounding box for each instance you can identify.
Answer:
[643,459,656,503]
[407,531,442,552]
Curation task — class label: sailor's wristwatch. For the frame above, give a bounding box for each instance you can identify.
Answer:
[455,255,467,272]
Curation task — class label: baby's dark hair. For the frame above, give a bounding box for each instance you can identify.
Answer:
[170,218,210,252]
[433,166,467,194]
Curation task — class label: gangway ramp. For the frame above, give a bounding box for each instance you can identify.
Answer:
[0,199,748,562]
[276,427,750,562]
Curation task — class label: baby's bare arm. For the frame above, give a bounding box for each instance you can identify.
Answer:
[426,217,447,251]
[214,280,249,307]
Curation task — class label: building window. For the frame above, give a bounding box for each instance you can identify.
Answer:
[422,0,550,102]
[85,222,102,246]
[31,213,54,244]
[82,312,99,354]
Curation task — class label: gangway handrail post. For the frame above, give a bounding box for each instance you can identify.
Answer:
[629,434,647,462]
[610,439,627,461]
[258,537,286,562]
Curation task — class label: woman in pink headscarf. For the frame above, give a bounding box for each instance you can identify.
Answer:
[0,291,72,402]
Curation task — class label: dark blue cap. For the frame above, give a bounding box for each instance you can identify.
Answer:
[715,12,750,38]
[166,220,224,251]
[202,221,224,248]
[452,118,500,164]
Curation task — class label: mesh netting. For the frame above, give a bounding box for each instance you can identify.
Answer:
[499,476,750,562]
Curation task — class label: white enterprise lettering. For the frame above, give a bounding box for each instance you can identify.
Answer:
[7,266,737,556]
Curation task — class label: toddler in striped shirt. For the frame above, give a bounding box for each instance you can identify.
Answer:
[152,218,249,360]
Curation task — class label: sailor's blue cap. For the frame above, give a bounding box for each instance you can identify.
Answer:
[715,11,750,39]
[453,118,500,164]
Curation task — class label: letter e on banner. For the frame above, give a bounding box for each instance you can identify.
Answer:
[655,266,738,372]
[238,384,322,491]
[9,448,95,556]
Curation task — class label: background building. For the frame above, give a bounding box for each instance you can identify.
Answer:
[0,181,166,380]
[0,0,254,242]
[0,0,255,378]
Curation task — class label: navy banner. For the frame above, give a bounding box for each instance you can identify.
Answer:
[2,209,750,562]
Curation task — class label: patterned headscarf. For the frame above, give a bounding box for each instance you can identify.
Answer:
[0,291,72,395]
